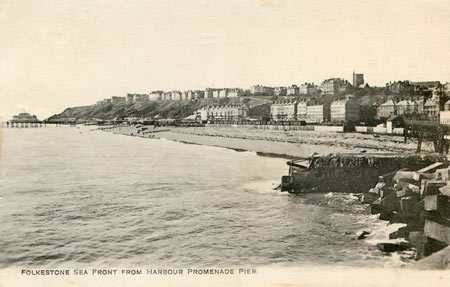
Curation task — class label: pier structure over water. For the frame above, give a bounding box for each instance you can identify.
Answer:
[2,112,44,128]
[1,113,80,128]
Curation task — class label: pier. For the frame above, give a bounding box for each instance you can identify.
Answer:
[1,113,80,128]
[2,121,44,128]
[2,113,44,128]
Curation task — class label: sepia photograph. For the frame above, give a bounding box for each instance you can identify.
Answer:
[0,0,449,286]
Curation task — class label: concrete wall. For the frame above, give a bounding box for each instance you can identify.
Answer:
[314,125,343,132]
[393,128,404,134]
[206,123,344,132]
[206,124,314,131]
[355,126,404,135]
[355,126,368,133]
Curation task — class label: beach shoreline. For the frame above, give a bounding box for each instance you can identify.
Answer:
[97,124,431,160]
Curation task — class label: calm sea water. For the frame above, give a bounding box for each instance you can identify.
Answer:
[0,126,392,268]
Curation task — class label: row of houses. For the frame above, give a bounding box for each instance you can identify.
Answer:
[386,81,445,97]
[257,78,449,98]
[197,105,249,121]
[270,96,360,124]
[252,72,363,96]
[96,88,247,105]
[94,79,448,106]
[377,98,441,119]
[204,88,243,98]
[97,90,208,105]
[95,82,333,105]
[251,78,353,96]
[377,81,450,120]
[319,78,352,95]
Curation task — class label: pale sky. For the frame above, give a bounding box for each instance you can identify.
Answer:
[0,0,449,120]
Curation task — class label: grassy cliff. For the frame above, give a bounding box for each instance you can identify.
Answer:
[47,87,395,122]
[47,97,273,121]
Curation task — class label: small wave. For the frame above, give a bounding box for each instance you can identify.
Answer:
[33,253,66,262]
[64,215,87,220]
[386,250,416,268]
[160,210,187,221]
[241,180,286,195]
[364,222,407,245]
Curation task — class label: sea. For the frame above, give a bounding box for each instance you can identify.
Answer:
[0,126,403,269]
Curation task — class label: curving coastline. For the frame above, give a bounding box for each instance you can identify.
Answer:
[98,125,432,160]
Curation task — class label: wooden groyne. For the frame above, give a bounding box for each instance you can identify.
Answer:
[281,153,444,193]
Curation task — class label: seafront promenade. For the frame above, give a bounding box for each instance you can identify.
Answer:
[99,124,433,159]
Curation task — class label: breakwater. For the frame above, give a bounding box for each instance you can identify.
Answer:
[281,153,443,193]
[360,161,450,265]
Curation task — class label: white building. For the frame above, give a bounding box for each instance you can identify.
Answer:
[440,111,450,125]
[127,94,149,103]
[149,91,163,101]
[396,100,418,115]
[127,94,135,103]
[330,96,360,123]
[219,89,228,98]
[162,92,172,101]
[204,88,215,98]
[270,100,298,121]
[286,85,299,96]
[299,83,315,95]
[171,91,182,101]
[226,88,243,98]
[306,104,330,123]
[250,85,274,95]
[296,99,317,121]
[320,78,350,95]
[377,100,396,119]
[197,105,249,121]
[181,91,188,100]
[274,87,287,96]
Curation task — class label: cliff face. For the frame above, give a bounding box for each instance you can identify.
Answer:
[47,97,272,121]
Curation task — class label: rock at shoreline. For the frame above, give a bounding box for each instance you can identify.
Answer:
[420,179,447,198]
[361,192,379,204]
[393,170,421,182]
[365,160,450,264]
[435,168,450,181]
[376,242,411,253]
[358,231,370,240]
[389,227,408,240]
